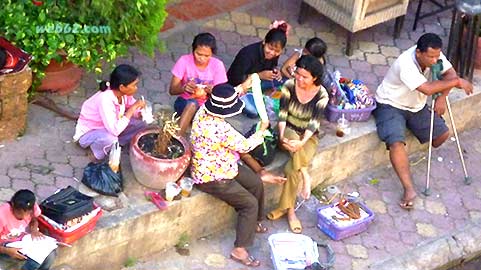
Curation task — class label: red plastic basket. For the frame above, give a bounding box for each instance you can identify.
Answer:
[324,101,377,123]
[317,202,375,241]
[38,208,102,245]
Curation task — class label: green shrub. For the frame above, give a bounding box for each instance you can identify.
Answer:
[0,0,168,91]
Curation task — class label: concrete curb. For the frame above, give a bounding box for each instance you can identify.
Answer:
[51,89,481,270]
[370,219,481,270]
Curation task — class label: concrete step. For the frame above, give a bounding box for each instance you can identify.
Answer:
[120,124,481,270]
[44,83,481,269]
[16,86,478,270]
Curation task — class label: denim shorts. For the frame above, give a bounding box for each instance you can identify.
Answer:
[373,102,449,147]
[173,97,200,115]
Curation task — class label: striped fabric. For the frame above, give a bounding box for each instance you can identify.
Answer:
[278,79,329,134]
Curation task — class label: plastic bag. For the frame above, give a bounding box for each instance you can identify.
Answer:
[108,141,121,173]
[244,123,278,166]
[82,161,123,196]
[251,73,269,122]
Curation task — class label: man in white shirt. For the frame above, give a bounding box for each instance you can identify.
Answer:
[373,33,473,209]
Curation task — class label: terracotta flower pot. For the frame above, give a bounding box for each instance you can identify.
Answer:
[129,128,191,190]
[38,59,83,95]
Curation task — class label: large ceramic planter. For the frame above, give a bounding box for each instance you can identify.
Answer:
[129,128,191,190]
[38,59,83,95]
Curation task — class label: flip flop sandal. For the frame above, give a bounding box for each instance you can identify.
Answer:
[145,191,168,210]
[230,254,261,267]
[266,208,286,220]
[399,200,414,210]
[256,223,268,233]
[288,218,303,234]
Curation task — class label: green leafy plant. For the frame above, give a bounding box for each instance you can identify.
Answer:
[369,178,380,185]
[175,231,190,256]
[154,112,181,157]
[0,0,167,92]
[123,257,137,268]
[175,232,190,248]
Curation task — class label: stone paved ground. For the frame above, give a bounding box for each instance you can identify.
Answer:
[0,0,458,203]
[1,0,480,269]
[123,127,481,270]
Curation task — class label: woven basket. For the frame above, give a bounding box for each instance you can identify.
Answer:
[303,0,408,32]
[0,65,32,141]
[324,101,376,122]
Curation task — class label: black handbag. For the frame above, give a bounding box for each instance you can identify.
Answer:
[40,186,95,224]
[244,124,278,166]
[81,161,123,197]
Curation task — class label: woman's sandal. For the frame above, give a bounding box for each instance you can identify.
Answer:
[399,199,415,210]
[256,223,268,233]
[267,208,286,220]
[230,254,261,267]
[288,218,303,234]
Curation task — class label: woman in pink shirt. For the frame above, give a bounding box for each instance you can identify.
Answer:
[169,32,229,136]
[0,190,56,270]
[73,64,146,161]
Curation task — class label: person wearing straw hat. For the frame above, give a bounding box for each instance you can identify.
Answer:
[190,83,270,267]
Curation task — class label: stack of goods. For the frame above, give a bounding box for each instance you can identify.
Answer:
[324,71,376,122]
[38,186,103,244]
[268,233,320,270]
[317,199,375,241]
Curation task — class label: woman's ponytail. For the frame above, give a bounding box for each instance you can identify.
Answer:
[98,64,140,91]
[99,81,110,91]
[276,22,288,34]
[264,20,291,48]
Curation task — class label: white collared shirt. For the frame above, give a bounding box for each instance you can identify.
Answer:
[375,46,452,112]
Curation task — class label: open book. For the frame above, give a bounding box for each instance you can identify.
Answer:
[6,234,58,264]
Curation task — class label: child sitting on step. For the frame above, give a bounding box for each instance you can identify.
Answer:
[0,190,57,270]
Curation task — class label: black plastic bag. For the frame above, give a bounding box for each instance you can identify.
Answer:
[82,161,123,197]
[40,186,95,224]
[244,124,278,166]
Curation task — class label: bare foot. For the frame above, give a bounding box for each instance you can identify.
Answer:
[231,247,248,260]
[87,149,103,164]
[300,168,311,200]
[259,170,287,184]
[400,189,417,210]
[230,247,260,267]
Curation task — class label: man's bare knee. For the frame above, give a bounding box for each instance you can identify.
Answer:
[433,131,449,148]
[389,141,405,151]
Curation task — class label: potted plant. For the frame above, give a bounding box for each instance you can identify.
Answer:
[174,232,190,256]
[0,0,168,95]
[130,112,191,190]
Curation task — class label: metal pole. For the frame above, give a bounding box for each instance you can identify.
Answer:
[445,97,471,184]
[423,100,436,196]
